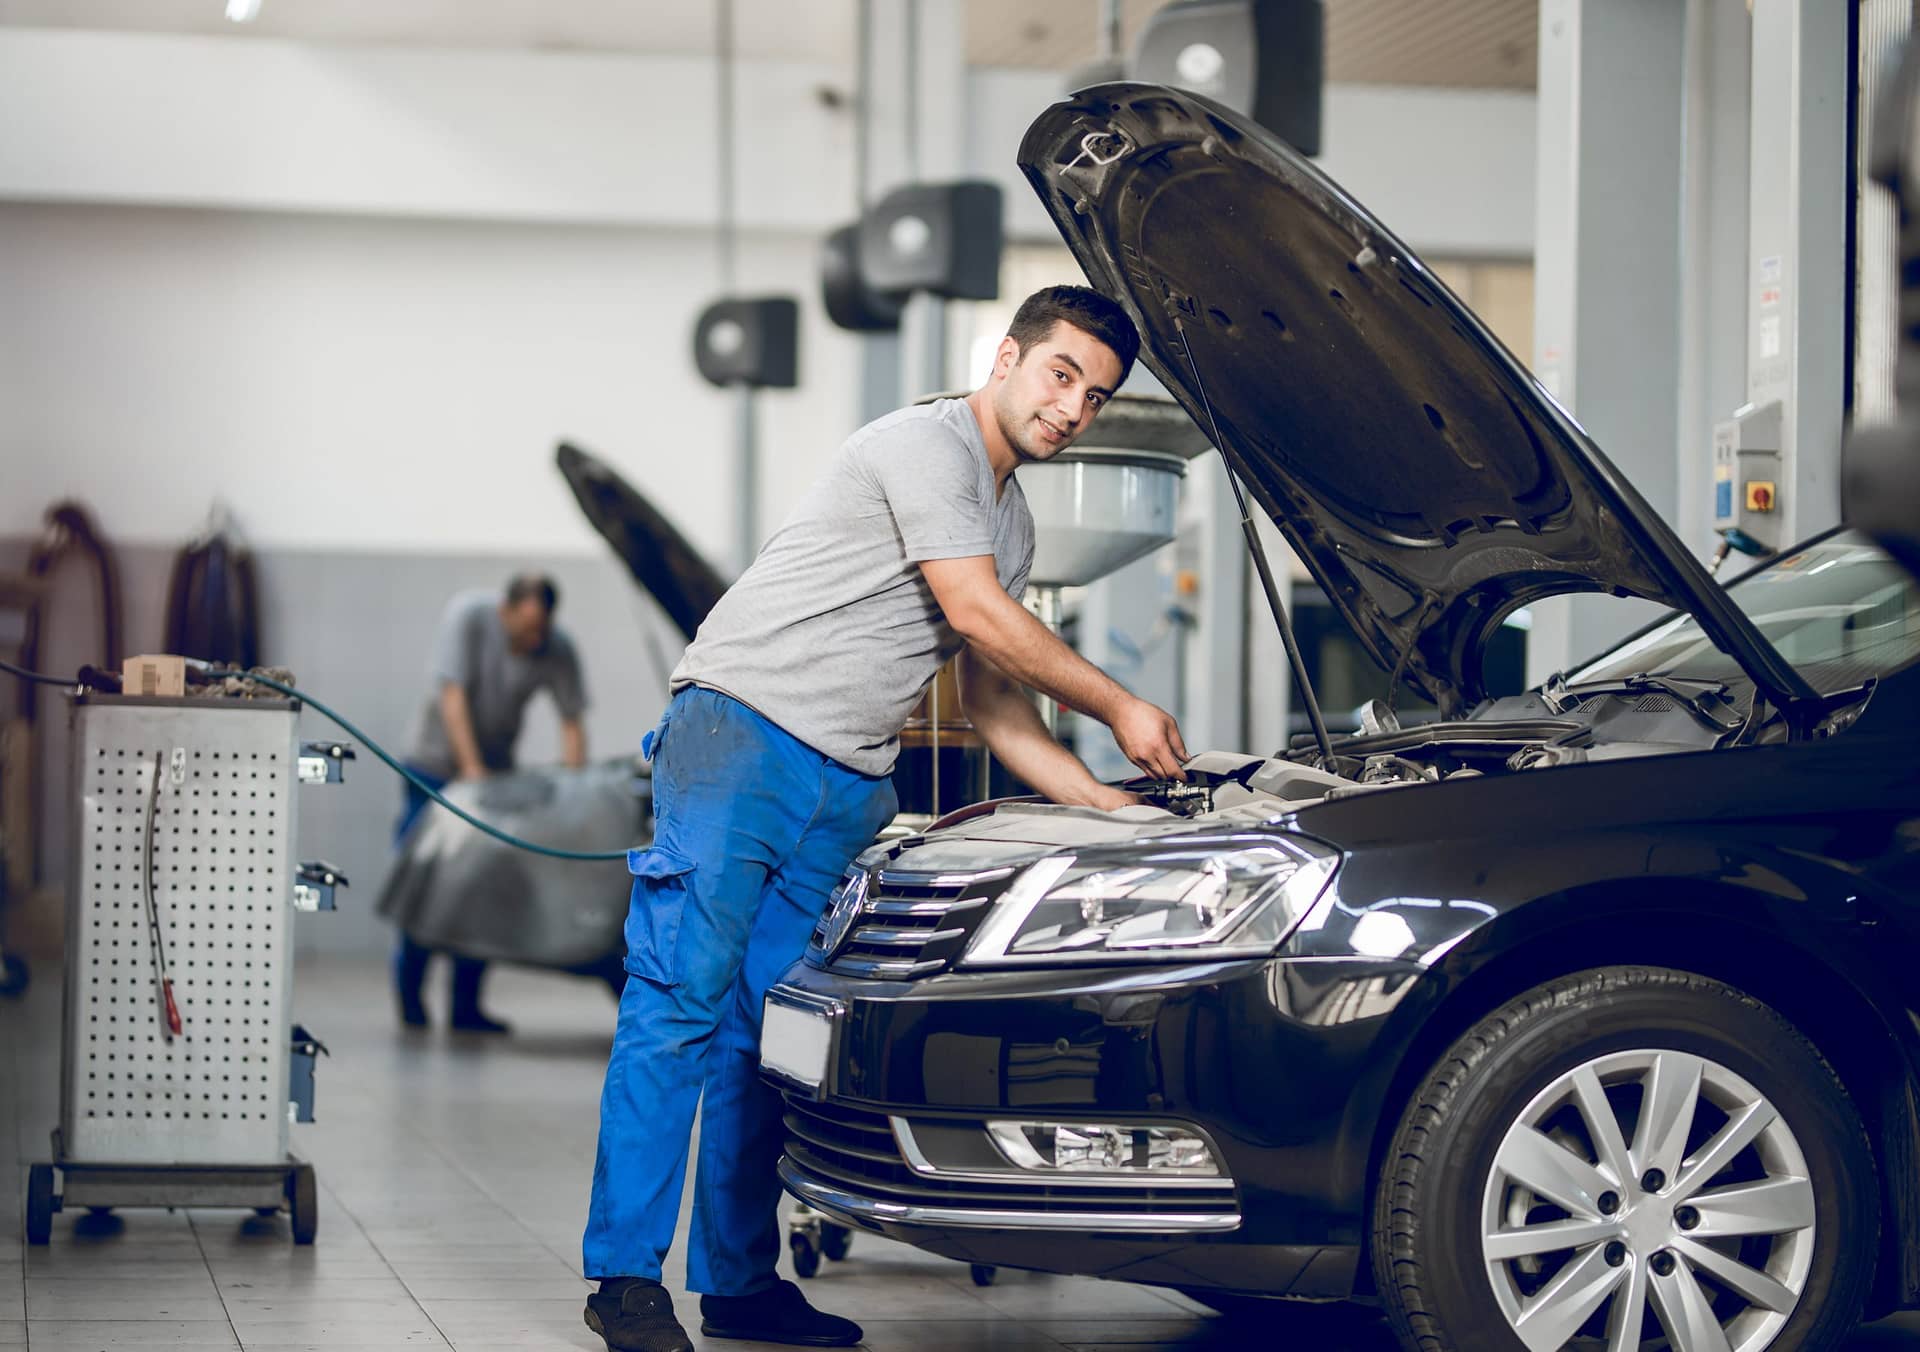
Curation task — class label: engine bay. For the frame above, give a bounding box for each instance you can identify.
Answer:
[1118,678,1793,824]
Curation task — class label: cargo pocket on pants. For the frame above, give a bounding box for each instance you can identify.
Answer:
[623,846,696,987]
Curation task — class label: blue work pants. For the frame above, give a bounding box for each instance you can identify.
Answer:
[582,686,896,1294]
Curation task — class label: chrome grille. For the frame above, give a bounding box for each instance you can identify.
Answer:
[808,867,1010,980]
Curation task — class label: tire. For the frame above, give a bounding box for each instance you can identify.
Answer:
[1373,966,1877,1352]
[26,1164,54,1244]
[790,1230,820,1279]
[820,1223,852,1262]
[969,1264,998,1287]
[287,1164,318,1245]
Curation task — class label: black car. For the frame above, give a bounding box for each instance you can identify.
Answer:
[759,84,1920,1352]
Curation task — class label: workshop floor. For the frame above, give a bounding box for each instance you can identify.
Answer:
[8,959,1920,1352]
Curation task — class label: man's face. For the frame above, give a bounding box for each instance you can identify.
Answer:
[989,321,1124,465]
[500,598,552,655]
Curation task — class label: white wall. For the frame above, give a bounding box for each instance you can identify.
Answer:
[0,27,857,230]
[2,28,1538,558]
[0,205,859,558]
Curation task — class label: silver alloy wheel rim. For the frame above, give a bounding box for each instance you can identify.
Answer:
[1480,1049,1815,1352]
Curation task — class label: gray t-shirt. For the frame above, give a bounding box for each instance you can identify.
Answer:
[671,398,1034,776]
[409,590,588,778]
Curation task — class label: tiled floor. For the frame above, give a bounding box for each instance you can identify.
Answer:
[7,958,1920,1352]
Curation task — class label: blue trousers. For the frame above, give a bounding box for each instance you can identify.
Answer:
[582,686,896,1294]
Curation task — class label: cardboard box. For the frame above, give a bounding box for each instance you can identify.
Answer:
[123,654,187,698]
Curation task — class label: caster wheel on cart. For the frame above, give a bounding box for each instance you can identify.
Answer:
[86,1207,112,1217]
[790,1230,821,1279]
[0,952,27,997]
[287,1164,317,1245]
[969,1264,997,1287]
[820,1223,852,1262]
[26,1164,56,1244]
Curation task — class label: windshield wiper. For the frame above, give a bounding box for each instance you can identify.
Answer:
[1561,673,1743,734]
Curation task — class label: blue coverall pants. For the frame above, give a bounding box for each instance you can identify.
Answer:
[582,686,896,1295]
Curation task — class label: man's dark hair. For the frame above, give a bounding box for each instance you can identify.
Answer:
[505,573,559,614]
[1006,285,1140,388]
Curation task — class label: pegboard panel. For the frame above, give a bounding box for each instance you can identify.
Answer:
[62,698,299,1166]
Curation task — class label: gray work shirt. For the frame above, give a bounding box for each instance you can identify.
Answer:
[409,590,588,779]
[671,397,1034,776]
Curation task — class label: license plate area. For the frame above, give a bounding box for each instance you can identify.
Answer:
[761,989,843,1099]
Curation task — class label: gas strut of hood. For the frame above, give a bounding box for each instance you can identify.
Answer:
[1175,323,1336,766]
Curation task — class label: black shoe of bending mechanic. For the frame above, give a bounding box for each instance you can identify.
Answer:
[587,1278,861,1351]
[585,1279,691,1352]
[701,1280,863,1347]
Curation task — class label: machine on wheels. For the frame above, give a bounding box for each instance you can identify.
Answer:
[25,685,340,1246]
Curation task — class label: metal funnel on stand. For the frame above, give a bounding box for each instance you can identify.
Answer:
[896,393,1211,822]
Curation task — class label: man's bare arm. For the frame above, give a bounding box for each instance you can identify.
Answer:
[958,648,1134,809]
[561,718,588,769]
[438,683,488,780]
[920,555,1188,780]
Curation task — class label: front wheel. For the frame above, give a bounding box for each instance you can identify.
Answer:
[287,1164,318,1245]
[1374,966,1877,1352]
[26,1164,55,1244]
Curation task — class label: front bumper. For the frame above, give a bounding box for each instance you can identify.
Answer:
[765,952,1430,1296]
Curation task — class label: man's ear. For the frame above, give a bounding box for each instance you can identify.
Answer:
[993,336,1021,380]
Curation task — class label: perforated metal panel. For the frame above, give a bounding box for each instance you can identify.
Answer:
[61,696,299,1166]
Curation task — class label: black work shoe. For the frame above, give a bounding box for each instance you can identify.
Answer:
[700,1279,862,1347]
[585,1277,691,1352]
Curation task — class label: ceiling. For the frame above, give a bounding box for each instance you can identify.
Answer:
[0,0,1538,90]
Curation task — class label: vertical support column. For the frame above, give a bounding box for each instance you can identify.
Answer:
[1182,455,1251,755]
[1746,0,1849,543]
[868,0,970,404]
[1675,0,1753,558]
[734,383,758,574]
[1530,0,1687,681]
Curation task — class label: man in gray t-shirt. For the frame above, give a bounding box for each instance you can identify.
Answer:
[583,287,1188,1352]
[409,584,588,782]
[396,576,588,1033]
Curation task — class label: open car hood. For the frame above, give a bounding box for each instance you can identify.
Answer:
[1018,84,1814,715]
[557,441,728,642]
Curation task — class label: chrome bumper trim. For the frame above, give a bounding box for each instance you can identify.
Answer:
[777,1158,1243,1234]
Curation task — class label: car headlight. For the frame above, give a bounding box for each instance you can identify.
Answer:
[961,834,1339,965]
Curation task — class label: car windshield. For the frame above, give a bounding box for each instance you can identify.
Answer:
[1567,530,1920,695]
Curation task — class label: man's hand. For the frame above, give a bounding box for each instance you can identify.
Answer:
[1086,785,1143,811]
[1110,696,1189,781]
